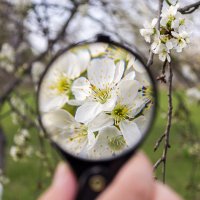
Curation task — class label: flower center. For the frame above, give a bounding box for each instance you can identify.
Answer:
[68,125,88,142]
[50,75,72,95]
[111,103,129,125]
[108,135,126,151]
[141,86,154,105]
[91,85,111,104]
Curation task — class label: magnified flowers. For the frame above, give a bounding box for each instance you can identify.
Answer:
[39,43,154,159]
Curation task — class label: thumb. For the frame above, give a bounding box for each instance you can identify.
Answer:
[38,162,77,200]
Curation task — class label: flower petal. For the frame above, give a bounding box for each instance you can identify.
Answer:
[88,113,114,132]
[122,71,136,81]
[43,109,76,128]
[75,50,90,72]
[75,101,103,123]
[119,120,141,146]
[87,131,97,150]
[118,80,140,106]
[88,126,122,159]
[53,52,81,79]
[40,94,68,113]
[72,77,91,101]
[88,58,116,89]
[113,60,125,84]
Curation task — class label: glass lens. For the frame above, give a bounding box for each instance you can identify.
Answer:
[38,42,156,160]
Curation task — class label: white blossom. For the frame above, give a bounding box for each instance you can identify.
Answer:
[181,65,198,82]
[186,87,200,103]
[31,62,45,84]
[160,4,179,28]
[88,126,127,159]
[171,31,190,52]
[14,129,29,146]
[39,50,90,112]
[73,58,125,123]
[10,146,21,162]
[0,43,15,73]
[140,3,191,62]
[140,18,158,43]
[158,43,171,62]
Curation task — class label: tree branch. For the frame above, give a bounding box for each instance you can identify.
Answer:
[0,5,78,106]
[154,62,173,183]
[178,1,200,14]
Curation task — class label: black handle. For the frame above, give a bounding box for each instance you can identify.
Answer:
[53,142,135,200]
[76,166,110,200]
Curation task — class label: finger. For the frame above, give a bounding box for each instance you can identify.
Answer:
[38,162,77,200]
[154,182,183,200]
[97,151,155,200]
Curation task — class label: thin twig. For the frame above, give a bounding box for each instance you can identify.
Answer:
[178,1,200,14]
[147,0,164,68]
[156,59,167,83]
[154,62,173,183]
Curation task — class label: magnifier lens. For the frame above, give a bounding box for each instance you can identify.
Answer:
[38,42,155,160]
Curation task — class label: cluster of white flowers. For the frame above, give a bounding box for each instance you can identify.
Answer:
[40,43,154,159]
[10,129,33,161]
[140,3,191,62]
[0,43,15,73]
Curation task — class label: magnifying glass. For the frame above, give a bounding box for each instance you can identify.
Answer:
[37,35,157,200]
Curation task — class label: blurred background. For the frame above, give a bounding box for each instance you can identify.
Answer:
[0,0,199,199]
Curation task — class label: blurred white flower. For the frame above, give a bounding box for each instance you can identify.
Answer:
[181,65,198,82]
[186,87,200,103]
[31,62,45,84]
[10,96,26,115]
[0,43,15,73]
[10,146,21,161]
[14,129,29,146]
[11,112,19,125]
[74,58,125,123]
[140,18,158,43]
[39,51,90,112]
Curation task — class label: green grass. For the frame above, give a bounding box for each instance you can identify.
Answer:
[0,89,200,200]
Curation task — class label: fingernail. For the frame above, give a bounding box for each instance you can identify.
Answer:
[53,162,69,186]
